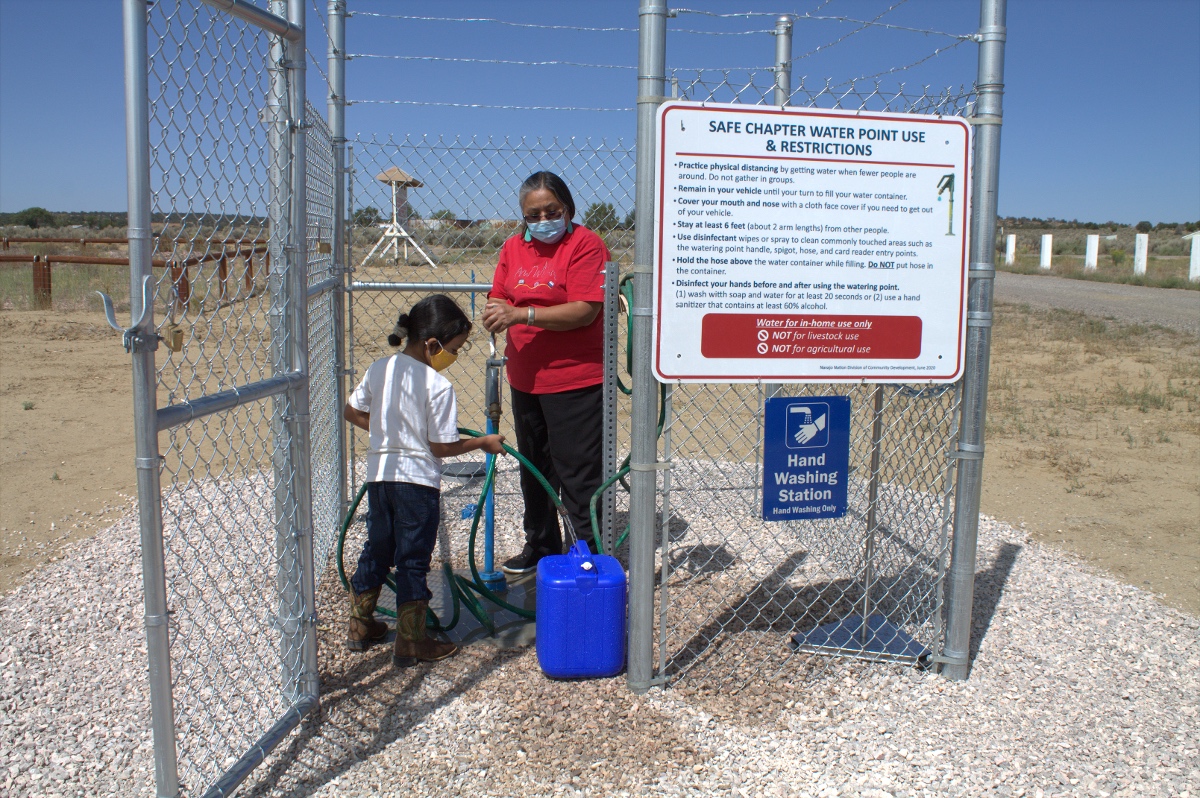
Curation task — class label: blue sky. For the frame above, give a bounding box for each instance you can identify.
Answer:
[1,0,1197,224]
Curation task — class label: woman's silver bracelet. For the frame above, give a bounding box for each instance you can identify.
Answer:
[527,306,535,326]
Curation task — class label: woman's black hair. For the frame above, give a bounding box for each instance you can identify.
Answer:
[388,294,472,347]
[518,171,576,220]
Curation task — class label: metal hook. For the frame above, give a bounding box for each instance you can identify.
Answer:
[97,276,159,353]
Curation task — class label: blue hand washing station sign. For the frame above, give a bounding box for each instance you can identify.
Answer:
[763,396,851,521]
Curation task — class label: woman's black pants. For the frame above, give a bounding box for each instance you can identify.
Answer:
[509,383,603,556]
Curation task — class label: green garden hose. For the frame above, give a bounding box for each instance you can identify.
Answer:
[337,273,661,625]
[336,428,573,633]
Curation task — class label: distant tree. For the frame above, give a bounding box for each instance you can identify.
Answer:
[352,206,383,227]
[583,202,618,232]
[1135,221,1152,233]
[622,207,636,229]
[430,209,457,221]
[14,207,56,229]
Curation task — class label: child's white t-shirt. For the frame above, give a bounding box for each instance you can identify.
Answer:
[348,352,459,488]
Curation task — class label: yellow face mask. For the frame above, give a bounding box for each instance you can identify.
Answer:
[427,341,458,372]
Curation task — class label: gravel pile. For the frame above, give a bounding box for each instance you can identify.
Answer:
[2,475,1196,796]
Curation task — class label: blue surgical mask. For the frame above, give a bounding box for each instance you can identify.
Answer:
[526,217,568,244]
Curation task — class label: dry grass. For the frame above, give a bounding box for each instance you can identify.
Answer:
[982,303,1200,611]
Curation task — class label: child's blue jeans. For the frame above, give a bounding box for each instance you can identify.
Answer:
[350,481,440,605]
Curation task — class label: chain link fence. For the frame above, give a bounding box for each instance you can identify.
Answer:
[649,69,977,690]
[133,1,323,793]
[124,2,1002,792]
[345,135,636,500]
[305,107,343,583]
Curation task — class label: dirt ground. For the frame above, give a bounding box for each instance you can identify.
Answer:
[1,304,1197,613]
[982,303,1199,612]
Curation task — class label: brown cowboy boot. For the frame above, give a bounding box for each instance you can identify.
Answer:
[393,600,457,667]
[346,586,389,651]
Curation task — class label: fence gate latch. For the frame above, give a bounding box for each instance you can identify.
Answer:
[98,276,161,353]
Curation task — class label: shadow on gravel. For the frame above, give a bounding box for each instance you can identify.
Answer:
[967,541,1022,676]
[244,632,517,797]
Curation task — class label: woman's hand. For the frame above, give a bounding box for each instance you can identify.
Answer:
[481,299,602,333]
[481,299,520,333]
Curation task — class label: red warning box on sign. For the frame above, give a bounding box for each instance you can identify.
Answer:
[700,314,922,359]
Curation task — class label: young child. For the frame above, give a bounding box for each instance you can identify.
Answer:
[343,294,504,667]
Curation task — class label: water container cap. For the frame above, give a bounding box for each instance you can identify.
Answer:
[568,540,598,589]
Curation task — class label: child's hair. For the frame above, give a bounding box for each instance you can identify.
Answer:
[518,171,576,220]
[389,294,472,347]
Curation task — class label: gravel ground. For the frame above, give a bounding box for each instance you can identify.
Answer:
[994,271,1200,337]
[2,488,1197,797]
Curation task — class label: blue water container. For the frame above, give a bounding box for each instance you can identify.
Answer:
[536,541,626,679]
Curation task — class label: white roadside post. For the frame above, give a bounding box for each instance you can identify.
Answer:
[1189,233,1200,283]
[1085,234,1099,271]
[1005,233,1015,266]
[1040,234,1052,269]
[1134,233,1149,276]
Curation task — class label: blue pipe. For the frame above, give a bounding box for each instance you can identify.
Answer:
[478,414,506,591]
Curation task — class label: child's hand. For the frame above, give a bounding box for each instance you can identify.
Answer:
[480,434,506,455]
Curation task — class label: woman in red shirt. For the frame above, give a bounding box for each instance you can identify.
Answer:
[481,171,610,574]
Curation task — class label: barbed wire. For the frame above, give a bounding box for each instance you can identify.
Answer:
[346,7,971,41]
[830,37,971,88]
[308,0,334,89]
[340,3,976,106]
[348,53,636,70]
[350,99,633,112]
[348,53,774,73]
[671,4,969,40]
[791,0,904,63]
[348,11,772,37]
[349,12,637,33]
[310,0,333,43]
[307,47,331,86]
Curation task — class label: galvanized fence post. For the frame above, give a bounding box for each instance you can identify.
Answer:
[329,0,348,518]
[773,15,792,106]
[763,14,792,405]
[124,1,180,793]
[286,0,319,705]
[942,0,1007,681]
[628,0,668,694]
[266,0,310,707]
[266,0,295,706]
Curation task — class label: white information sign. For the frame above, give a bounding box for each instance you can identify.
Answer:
[653,102,972,383]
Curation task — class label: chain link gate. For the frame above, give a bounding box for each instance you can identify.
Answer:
[627,15,993,691]
[122,0,337,794]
